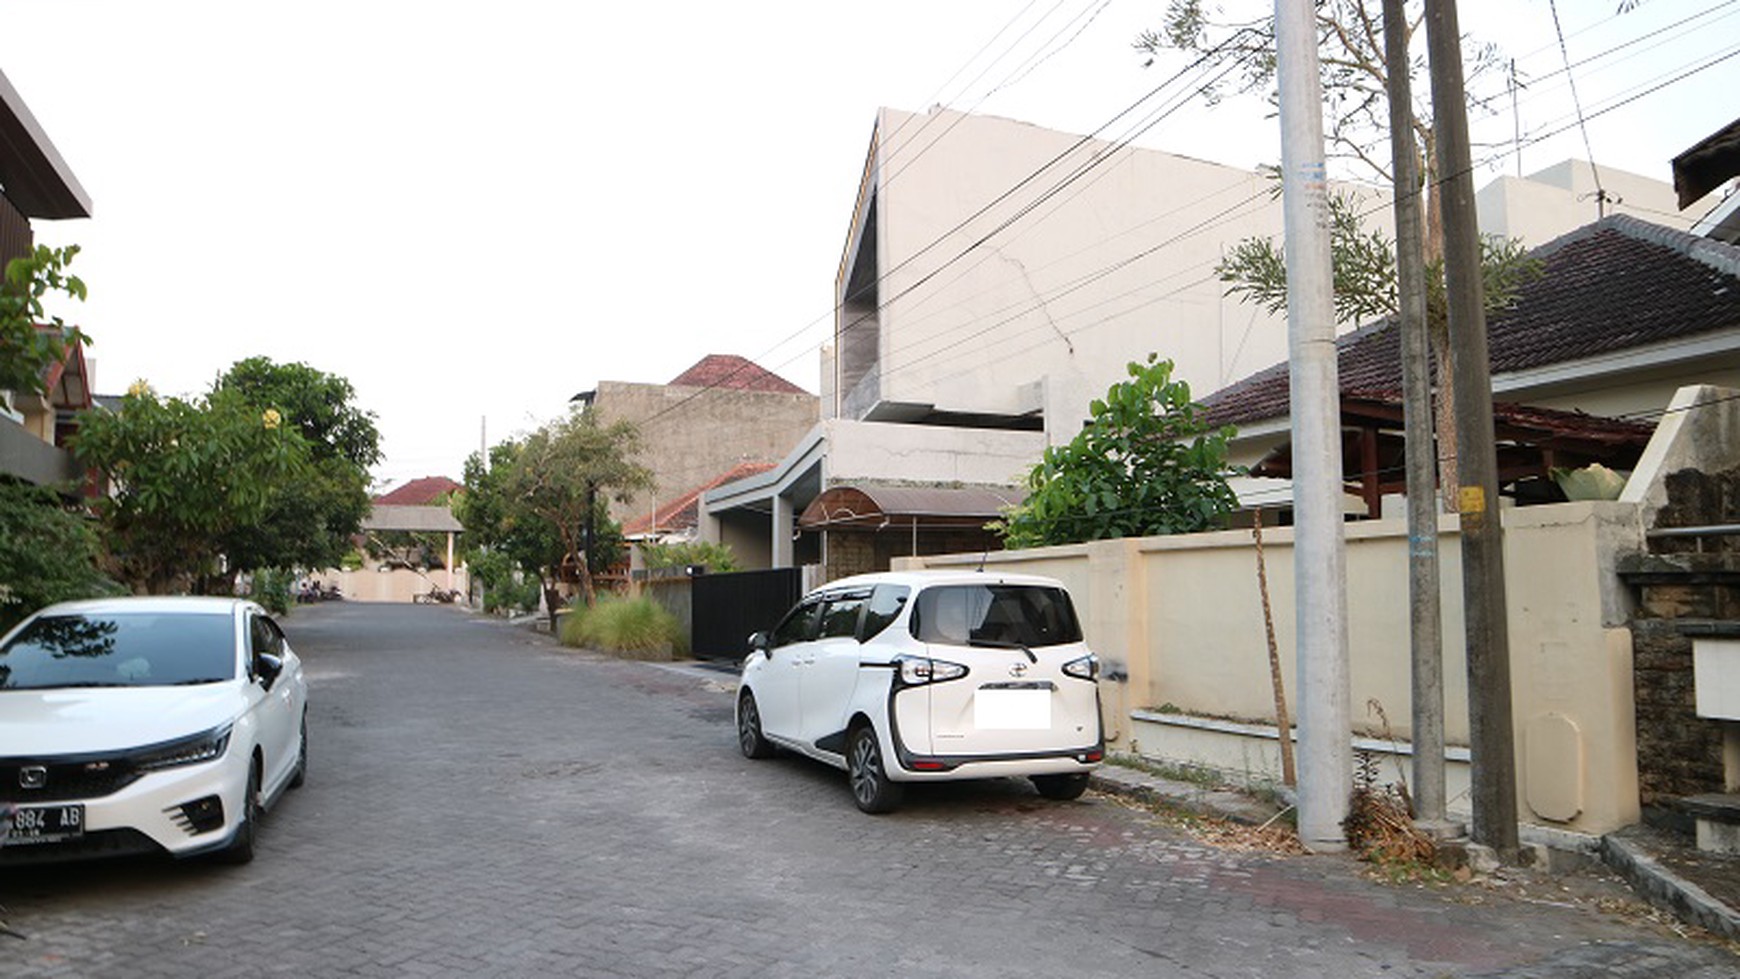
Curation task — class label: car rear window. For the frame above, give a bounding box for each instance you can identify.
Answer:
[909,584,1082,648]
[0,612,237,690]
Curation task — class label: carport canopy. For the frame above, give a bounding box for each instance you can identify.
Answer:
[798,483,1023,531]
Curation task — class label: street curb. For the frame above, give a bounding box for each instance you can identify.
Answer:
[1601,832,1740,941]
[1089,763,1286,827]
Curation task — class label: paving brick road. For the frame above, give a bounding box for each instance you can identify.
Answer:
[3,602,1737,977]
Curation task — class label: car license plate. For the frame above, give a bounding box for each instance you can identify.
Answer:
[2,803,85,845]
[974,687,1051,730]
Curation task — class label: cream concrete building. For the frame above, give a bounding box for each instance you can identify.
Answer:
[707,106,1381,576]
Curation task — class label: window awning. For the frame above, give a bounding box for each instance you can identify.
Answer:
[798,483,1024,531]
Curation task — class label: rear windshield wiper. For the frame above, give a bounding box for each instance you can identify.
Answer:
[967,637,1038,664]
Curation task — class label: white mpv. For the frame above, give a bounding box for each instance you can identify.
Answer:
[736,570,1102,813]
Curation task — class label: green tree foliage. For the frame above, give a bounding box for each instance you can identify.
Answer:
[500,408,650,608]
[0,480,122,630]
[1,245,87,397]
[995,357,1239,549]
[72,387,308,593]
[211,358,380,573]
[639,540,739,574]
[454,437,631,619]
[1216,187,1544,330]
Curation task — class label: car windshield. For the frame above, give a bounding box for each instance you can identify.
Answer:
[0,612,236,690]
[910,584,1082,649]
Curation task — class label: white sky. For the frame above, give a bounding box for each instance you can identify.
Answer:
[2,0,1735,491]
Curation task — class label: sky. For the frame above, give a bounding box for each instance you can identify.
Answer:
[2,0,1735,492]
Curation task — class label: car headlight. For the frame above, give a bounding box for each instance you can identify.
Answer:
[132,725,234,772]
[1062,654,1099,681]
[896,655,969,686]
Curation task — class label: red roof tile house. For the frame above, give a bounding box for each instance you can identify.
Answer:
[572,354,818,529]
[373,475,462,507]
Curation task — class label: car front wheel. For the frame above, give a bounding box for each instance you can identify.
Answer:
[847,725,904,814]
[737,692,776,759]
[215,759,262,865]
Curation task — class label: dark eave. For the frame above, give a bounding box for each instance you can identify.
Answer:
[1673,117,1740,211]
[0,67,91,220]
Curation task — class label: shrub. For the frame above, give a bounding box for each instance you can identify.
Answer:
[640,539,738,574]
[559,596,684,659]
[0,480,123,632]
[250,567,295,615]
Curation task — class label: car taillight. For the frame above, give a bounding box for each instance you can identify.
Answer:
[896,656,969,686]
[1062,654,1099,681]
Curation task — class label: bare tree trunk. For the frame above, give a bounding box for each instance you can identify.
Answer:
[1252,509,1297,787]
[1430,321,1460,513]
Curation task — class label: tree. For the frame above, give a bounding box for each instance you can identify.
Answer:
[499,408,650,609]
[1137,0,1507,259]
[72,386,309,593]
[1,245,87,398]
[455,438,630,624]
[211,358,380,573]
[996,356,1239,549]
[0,480,122,631]
[1139,2,1534,506]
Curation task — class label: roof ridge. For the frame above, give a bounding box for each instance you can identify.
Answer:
[1531,214,1740,278]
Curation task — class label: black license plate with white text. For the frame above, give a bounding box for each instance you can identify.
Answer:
[2,803,85,845]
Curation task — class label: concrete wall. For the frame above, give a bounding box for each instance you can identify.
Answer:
[316,566,469,604]
[899,501,1646,836]
[590,380,819,523]
[823,417,1045,486]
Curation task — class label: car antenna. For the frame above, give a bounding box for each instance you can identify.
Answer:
[976,546,987,572]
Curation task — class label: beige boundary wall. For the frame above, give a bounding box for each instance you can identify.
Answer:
[314,566,469,604]
[897,500,1646,837]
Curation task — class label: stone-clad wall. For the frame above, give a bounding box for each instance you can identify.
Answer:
[1624,467,1740,805]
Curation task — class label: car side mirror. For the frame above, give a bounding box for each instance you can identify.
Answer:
[254,652,284,690]
[748,631,770,654]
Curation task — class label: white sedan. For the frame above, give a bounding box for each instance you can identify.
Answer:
[0,596,308,864]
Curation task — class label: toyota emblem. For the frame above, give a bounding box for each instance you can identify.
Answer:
[1009,662,1029,678]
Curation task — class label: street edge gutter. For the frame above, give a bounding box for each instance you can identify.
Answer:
[1600,831,1740,942]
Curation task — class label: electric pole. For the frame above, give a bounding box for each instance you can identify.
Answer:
[1276,0,1352,851]
[1381,0,1449,831]
[1425,0,1519,857]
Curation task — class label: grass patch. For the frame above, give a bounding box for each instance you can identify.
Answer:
[559,596,684,659]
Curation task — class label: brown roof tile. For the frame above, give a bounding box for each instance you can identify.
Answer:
[1201,215,1740,427]
[374,476,462,506]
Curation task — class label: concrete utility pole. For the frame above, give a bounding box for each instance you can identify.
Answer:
[1425,0,1520,857]
[1275,0,1352,851]
[1381,0,1449,829]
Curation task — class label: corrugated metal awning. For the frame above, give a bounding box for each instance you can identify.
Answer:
[799,483,1023,530]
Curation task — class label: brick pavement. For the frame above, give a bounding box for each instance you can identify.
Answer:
[2,602,1736,977]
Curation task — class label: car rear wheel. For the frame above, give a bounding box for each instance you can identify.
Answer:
[1031,772,1090,801]
[847,725,904,814]
[737,692,776,759]
[215,759,261,865]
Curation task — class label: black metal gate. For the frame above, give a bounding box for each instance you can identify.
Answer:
[690,568,802,660]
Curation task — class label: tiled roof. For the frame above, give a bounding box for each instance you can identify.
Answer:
[622,461,779,537]
[1201,215,1740,427]
[667,354,808,395]
[374,476,462,506]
